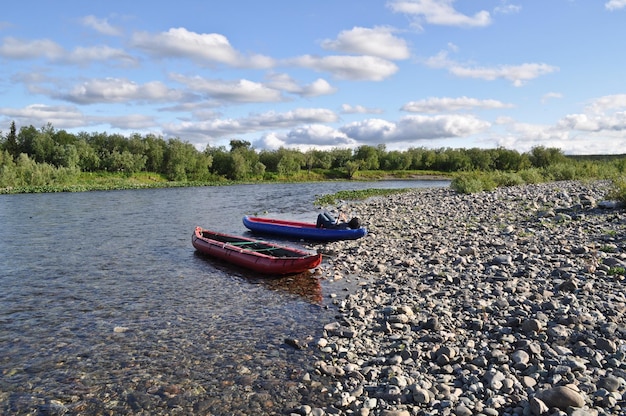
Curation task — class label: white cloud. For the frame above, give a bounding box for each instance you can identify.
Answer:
[0,104,90,128]
[341,104,384,114]
[387,0,492,28]
[605,0,626,11]
[494,95,626,154]
[451,63,558,87]
[0,37,64,60]
[425,50,558,86]
[558,111,626,133]
[395,114,491,139]
[584,94,626,113]
[494,3,522,15]
[162,108,339,143]
[300,79,337,97]
[265,73,337,97]
[341,118,397,143]
[340,114,490,144]
[401,96,513,113]
[0,37,135,66]
[131,27,274,69]
[287,54,398,81]
[170,74,283,103]
[250,108,339,127]
[67,45,137,66]
[254,132,286,150]
[321,26,410,60]
[541,92,563,104]
[80,15,122,36]
[340,115,490,144]
[108,114,156,130]
[496,118,626,155]
[60,78,185,104]
[284,124,354,147]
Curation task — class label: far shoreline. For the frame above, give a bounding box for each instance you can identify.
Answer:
[0,173,452,195]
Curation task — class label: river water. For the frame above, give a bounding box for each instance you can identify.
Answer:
[0,180,449,415]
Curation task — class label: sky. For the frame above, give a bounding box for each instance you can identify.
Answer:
[1,1,625,155]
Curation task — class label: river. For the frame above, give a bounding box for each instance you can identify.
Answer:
[0,180,449,415]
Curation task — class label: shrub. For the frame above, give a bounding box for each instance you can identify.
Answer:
[606,176,626,204]
[451,172,497,194]
[519,168,545,184]
[493,171,525,187]
[543,163,577,181]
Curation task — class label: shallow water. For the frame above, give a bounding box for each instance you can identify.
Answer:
[0,180,449,415]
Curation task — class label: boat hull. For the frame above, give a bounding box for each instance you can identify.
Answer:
[243,216,367,241]
[192,227,322,275]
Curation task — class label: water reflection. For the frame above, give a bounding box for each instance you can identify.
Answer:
[249,273,323,305]
[193,251,324,305]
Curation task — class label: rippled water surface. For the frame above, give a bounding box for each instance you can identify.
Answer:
[0,180,448,415]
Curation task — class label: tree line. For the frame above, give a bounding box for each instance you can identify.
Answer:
[0,121,622,189]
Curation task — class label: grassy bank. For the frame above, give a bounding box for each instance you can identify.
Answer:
[0,170,447,195]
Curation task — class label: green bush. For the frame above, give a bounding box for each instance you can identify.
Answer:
[451,172,497,194]
[543,163,578,181]
[493,171,525,187]
[607,176,626,204]
[519,168,545,184]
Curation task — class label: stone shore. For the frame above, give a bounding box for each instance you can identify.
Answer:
[296,180,626,416]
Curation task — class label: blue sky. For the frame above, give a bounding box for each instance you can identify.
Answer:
[1,0,625,155]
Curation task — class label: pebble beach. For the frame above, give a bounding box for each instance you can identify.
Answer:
[296,180,626,416]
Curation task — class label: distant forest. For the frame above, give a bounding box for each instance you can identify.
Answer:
[1,121,625,189]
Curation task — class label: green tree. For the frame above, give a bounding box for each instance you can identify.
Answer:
[53,144,80,169]
[344,160,361,179]
[464,148,493,171]
[229,139,252,152]
[206,146,232,177]
[164,139,197,181]
[451,149,473,171]
[144,134,167,173]
[311,149,332,169]
[74,138,101,171]
[492,147,529,171]
[230,140,262,180]
[3,121,19,159]
[258,149,281,172]
[381,150,412,170]
[277,152,301,177]
[529,146,566,168]
[104,150,147,175]
[16,125,39,157]
[0,150,17,187]
[230,151,250,180]
[52,129,76,147]
[421,149,438,169]
[31,129,56,164]
[354,145,380,170]
[328,148,353,169]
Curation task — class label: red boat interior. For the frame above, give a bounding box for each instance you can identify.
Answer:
[199,229,306,258]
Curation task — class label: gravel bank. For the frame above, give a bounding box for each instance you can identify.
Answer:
[296,180,626,416]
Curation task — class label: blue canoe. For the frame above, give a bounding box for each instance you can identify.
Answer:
[242,216,367,241]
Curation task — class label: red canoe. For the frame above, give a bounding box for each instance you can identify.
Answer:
[192,226,322,275]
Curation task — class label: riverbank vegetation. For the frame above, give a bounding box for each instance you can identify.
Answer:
[0,122,625,203]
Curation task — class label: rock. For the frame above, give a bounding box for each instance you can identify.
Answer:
[285,337,307,349]
[535,385,585,409]
[301,181,625,416]
[529,397,549,415]
[597,375,622,392]
[596,337,617,353]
